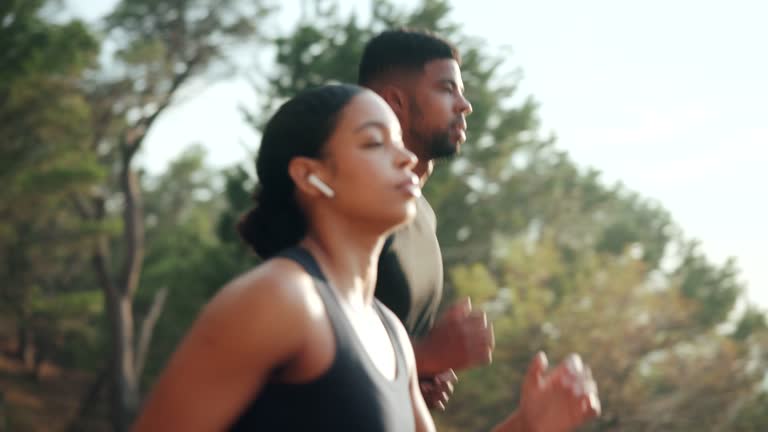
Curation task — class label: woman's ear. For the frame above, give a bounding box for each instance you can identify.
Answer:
[288,157,333,199]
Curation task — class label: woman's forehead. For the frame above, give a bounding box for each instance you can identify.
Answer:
[340,91,401,135]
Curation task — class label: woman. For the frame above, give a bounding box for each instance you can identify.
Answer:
[133,84,599,431]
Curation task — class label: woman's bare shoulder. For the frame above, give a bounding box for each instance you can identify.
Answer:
[195,257,325,353]
[220,258,316,307]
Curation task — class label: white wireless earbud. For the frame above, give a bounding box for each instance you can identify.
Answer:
[307,174,335,198]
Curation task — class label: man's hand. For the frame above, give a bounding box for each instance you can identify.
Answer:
[517,352,601,432]
[414,297,495,376]
[419,369,458,411]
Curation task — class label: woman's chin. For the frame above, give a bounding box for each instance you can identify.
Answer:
[381,203,417,234]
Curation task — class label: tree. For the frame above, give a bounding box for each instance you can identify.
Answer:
[439,233,767,431]
[136,146,260,388]
[0,0,102,373]
[70,1,273,428]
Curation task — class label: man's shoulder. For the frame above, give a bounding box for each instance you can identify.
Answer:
[417,196,437,228]
[387,196,440,255]
[392,196,436,240]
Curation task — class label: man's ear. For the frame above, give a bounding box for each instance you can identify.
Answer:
[379,85,408,118]
[288,157,330,198]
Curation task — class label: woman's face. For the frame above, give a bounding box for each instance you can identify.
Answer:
[320,90,420,233]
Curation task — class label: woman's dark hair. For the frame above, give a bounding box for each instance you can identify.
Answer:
[238,84,365,259]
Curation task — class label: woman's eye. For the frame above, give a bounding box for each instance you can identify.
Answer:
[364,141,384,148]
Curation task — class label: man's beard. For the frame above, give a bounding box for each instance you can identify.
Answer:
[408,98,461,161]
[425,130,458,160]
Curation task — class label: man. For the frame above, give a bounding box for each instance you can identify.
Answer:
[361,29,600,429]
[360,30,490,409]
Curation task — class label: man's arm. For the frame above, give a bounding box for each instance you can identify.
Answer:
[412,297,495,377]
[410,297,494,409]
[418,370,458,411]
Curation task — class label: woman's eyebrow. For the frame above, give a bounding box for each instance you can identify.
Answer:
[354,120,388,133]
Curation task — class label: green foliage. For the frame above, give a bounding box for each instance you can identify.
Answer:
[0,0,97,84]
[730,390,768,431]
[732,306,768,341]
[675,242,742,329]
[444,233,764,431]
[0,0,104,371]
[450,263,498,304]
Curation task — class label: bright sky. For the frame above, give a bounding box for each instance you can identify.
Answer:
[67,0,767,309]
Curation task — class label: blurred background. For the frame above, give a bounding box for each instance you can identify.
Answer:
[1,0,766,430]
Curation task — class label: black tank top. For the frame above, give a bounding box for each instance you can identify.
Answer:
[229,247,415,431]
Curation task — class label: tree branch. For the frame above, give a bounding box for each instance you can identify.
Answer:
[124,53,204,161]
[92,237,119,300]
[116,47,203,308]
[134,287,169,380]
[71,193,93,220]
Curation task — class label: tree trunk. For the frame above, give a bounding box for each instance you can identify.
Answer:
[91,158,147,431]
[107,293,140,432]
[66,365,108,432]
[33,330,50,381]
[81,22,206,428]
[17,323,35,370]
[93,240,141,432]
[135,287,169,380]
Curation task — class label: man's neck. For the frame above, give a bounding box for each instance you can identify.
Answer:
[412,158,434,186]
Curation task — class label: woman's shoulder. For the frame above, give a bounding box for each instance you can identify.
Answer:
[224,257,318,306]
[197,256,326,350]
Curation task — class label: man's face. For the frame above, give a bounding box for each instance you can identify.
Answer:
[407,58,473,160]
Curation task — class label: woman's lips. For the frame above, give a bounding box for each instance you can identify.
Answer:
[397,174,421,198]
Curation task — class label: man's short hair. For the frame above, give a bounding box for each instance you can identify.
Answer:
[357,29,461,86]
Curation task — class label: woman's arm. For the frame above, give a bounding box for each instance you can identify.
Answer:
[132,260,315,431]
[492,352,601,432]
[375,307,599,432]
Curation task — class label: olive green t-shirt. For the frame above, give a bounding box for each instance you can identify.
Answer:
[375,197,443,339]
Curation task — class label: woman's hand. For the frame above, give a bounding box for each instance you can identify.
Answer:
[518,352,601,432]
